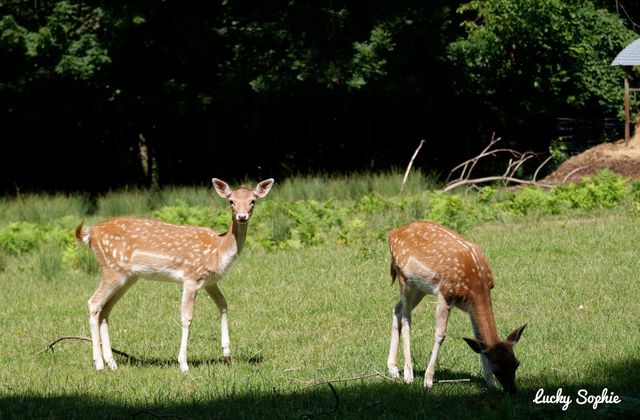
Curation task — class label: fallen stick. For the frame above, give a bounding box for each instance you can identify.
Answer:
[437,378,471,383]
[37,335,139,362]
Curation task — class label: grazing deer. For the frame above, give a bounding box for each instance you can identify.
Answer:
[76,178,274,372]
[386,221,526,394]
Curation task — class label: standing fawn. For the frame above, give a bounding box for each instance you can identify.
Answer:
[387,221,526,394]
[76,178,274,372]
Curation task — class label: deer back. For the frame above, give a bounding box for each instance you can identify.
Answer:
[83,217,227,281]
[388,221,494,301]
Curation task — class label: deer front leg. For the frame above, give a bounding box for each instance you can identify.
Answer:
[178,281,199,372]
[480,355,497,388]
[387,301,403,379]
[471,318,497,388]
[424,293,451,388]
[205,284,231,363]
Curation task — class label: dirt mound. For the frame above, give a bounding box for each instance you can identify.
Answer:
[542,138,640,184]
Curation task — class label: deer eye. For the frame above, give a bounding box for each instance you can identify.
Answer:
[229,200,235,206]
[250,200,256,206]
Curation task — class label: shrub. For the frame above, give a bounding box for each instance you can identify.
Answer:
[555,169,628,210]
[425,191,489,232]
[501,186,569,216]
[630,180,640,202]
[357,193,393,213]
[62,243,100,274]
[152,200,215,227]
[0,221,41,254]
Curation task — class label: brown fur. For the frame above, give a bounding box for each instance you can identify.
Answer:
[386,220,525,394]
[79,178,274,372]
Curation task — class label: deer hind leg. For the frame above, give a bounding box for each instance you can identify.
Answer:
[178,280,200,372]
[88,269,127,371]
[424,293,451,388]
[205,283,231,363]
[98,277,137,370]
[399,285,424,384]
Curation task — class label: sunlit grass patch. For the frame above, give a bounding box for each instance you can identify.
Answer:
[0,173,639,418]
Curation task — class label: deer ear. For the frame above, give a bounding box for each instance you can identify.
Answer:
[254,178,274,198]
[506,323,527,345]
[463,337,489,354]
[212,178,232,199]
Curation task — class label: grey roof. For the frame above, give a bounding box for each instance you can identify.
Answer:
[611,38,640,66]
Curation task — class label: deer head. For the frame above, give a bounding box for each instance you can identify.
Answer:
[213,178,274,224]
[463,323,527,394]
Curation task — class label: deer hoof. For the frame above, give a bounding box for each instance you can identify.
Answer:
[403,370,414,384]
[107,358,118,370]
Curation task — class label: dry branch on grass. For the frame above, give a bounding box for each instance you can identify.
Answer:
[443,134,553,192]
[37,335,139,362]
[400,139,426,194]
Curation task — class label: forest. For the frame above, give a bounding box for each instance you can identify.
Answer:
[1,0,639,192]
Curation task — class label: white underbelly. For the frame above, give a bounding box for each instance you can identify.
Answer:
[130,265,185,283]
[129,250,186,283]
[407,277,440,295]
[404,256,439,295]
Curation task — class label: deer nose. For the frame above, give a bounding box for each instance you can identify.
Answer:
[236,213,249,223]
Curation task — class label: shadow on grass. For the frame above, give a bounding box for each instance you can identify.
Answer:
[2,358,638,419]
[119,353,264,368]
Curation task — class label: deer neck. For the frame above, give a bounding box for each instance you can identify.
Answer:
[469,294,500,346]
[222,218,248,256]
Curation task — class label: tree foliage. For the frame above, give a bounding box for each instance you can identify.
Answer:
[0,1,110,84]
[449,0,637,125]
[0,0,638,192]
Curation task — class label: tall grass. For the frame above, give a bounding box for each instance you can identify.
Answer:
[36,245,63,280]
[0,193,92,226]
[272,169,438,201]
[96,189,159,217]
[160,185,218,207]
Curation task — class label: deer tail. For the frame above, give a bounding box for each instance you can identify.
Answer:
[75,221,88,246]
[390,261,397,286]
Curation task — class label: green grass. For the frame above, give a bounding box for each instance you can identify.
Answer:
[1,205,639,418]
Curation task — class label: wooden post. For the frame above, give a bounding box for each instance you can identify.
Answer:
[625,76,630,146]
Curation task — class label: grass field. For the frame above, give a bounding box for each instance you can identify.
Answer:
[0,177,639,418]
